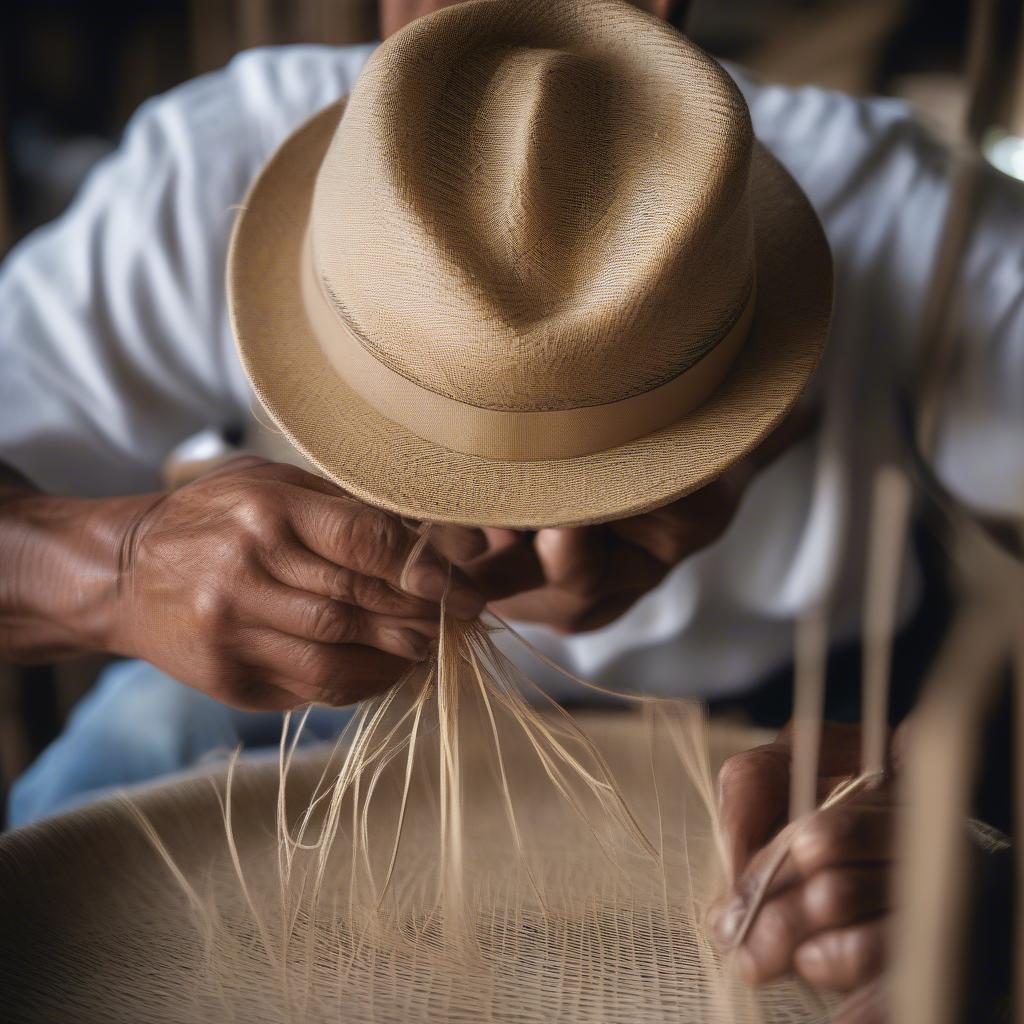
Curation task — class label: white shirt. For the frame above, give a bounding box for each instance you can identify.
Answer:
[1,45,1021,700]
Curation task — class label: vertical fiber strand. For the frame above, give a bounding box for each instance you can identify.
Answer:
[860,466,913,776]
[789,606,828,821]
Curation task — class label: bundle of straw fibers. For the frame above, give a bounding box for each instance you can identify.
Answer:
[0,658,834,1024]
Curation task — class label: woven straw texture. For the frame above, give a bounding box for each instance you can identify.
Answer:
[229,0,832,528]
[0,712,830,1024]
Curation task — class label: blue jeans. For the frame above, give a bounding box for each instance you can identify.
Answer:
[6,660,353,828]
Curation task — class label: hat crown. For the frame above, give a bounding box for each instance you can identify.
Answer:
[311,0,755,412]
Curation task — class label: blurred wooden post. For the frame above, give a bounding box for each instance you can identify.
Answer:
[891,601,1013,1024]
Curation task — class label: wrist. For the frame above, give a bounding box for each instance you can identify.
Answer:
[0,486,161,661]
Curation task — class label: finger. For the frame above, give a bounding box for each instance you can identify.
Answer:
[789,799,896,877]
[535,529,666,601]
[717,742,791,880]
[770,720,872,782]
[425,524,488,564]
[243,629,414,706]
[719,719,882,857]
[534,527,608,594]
[718,796,895,947]
[286,491,483,618]
[263,542,438,619]
[732,868,889,985]
[255,581,437,661]
[794,919,889,993]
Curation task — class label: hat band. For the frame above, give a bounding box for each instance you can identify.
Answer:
[302,232,755,461]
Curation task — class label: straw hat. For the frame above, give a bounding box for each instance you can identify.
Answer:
[229,0,832,529]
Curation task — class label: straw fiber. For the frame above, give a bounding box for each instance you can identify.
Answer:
[0,706,829,1024]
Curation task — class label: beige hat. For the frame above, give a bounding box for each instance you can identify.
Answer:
[229,0,832,529]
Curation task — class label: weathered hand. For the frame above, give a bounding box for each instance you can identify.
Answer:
[711,723,896,1003]
[110,457,485,710]
[475,474,746,634]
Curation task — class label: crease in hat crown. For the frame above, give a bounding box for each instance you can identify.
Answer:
[307,0,757,423]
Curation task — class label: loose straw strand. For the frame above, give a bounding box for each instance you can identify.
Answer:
[789,604,828,822]
[861,466,913,777]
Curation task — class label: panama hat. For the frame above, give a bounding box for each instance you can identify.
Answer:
[229,0,832,529]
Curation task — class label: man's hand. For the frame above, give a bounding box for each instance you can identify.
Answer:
[0,457,485,710]
[460,407,817,635]
[110,458,485,709]
[470,473,746,634]
[711,723,896,1017]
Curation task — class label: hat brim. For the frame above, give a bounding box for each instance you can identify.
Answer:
[230,100,832,529]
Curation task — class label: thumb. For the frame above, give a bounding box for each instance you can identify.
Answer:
[717,742,791,882]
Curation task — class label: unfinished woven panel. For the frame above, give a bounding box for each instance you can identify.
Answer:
[0,705,829,1023]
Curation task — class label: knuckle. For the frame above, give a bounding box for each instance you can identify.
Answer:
[717,753,750,796]
[719,747,783,790]
[806,870,856,923]
[348,572,390,610]
[232,489,281,544]
[717,752,745,787]
[323,566,356,603]
[304,600,348,644]
[795,811,854,871]
[337,507,403,572]
[193,586,234,631]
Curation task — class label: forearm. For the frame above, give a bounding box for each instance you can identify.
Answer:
[0,465,157,662]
